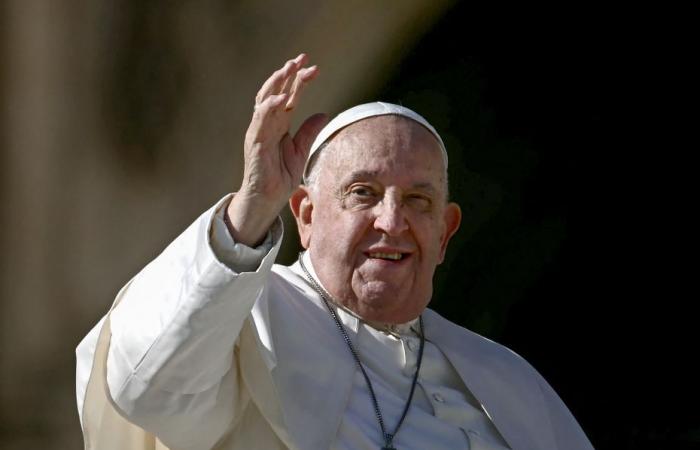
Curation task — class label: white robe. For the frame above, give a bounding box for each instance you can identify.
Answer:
[76,195,594,450]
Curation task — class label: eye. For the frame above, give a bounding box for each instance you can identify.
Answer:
[406,193,432,210]
[343,184,380,208]
[350,186,376,197]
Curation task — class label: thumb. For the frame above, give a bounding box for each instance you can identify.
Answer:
[293,113,329,160]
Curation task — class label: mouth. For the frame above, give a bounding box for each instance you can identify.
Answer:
[365,251,411,262]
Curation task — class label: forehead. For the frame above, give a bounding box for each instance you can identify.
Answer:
[322,115,445,178]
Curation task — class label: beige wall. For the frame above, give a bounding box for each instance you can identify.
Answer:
[0,1,450,448]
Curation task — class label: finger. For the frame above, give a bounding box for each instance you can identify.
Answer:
[293,113,329,159]
[256,92,288,113]
[249,93,289,136]
[256,54,307,104]
[279,54,308,97]
[292,53,308,66]
[285,113,328,180]
[256,61,294,104]
[285,65,319,111]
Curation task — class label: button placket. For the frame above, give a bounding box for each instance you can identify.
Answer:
[406,338,417,352]
[401,339,417,376]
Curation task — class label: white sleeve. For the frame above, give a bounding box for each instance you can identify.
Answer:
[80,193,283,449]
[209,195,275,273]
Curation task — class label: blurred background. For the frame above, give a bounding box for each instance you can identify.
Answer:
[0,1,694,449]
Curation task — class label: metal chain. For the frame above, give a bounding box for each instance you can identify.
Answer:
[299,253,425,450]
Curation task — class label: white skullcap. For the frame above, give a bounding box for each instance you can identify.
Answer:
[303,101,447,180]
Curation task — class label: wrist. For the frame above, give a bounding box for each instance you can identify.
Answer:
[225,192,280,247]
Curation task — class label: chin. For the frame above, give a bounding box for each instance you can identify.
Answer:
[357,282,402,304]
[352,280,428,323]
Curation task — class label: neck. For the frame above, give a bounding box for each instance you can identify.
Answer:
[299,251,419,335]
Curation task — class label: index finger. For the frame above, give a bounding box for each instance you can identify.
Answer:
[285,65,319,111]
[255,54,308,104]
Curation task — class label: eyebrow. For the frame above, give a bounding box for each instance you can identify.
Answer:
[411,182,438,195]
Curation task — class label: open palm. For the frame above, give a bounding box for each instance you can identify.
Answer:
[228,54,327,246]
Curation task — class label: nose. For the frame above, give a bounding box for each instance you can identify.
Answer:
[373,196,409,236]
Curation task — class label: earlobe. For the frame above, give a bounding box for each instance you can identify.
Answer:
[290,187,313,248]
[438,202,462,263]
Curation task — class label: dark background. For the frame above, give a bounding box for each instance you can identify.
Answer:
[362,4,695,449]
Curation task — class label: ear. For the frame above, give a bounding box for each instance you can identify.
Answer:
[289,186,314,249]
[438,202,462,263]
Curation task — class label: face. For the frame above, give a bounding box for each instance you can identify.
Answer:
[291,116,461,324]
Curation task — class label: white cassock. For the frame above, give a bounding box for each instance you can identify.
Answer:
[76,195,594,450]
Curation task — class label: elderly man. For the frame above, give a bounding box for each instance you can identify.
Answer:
[76,54,593,450]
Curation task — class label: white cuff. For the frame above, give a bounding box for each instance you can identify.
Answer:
[210,195,279,273]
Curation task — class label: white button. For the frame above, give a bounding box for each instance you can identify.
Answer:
[432,393,445,403]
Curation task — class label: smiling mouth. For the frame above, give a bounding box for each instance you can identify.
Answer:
[367,252,408,261]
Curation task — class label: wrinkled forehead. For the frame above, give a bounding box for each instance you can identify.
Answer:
[315,116,446,178]
[317,117,449,194]
[303,102,448,179]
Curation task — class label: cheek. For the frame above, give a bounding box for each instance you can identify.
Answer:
[417,222,447,260]
[312,213,362,259]
[337,209,370,236]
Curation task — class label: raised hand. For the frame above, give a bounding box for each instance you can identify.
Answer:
[227,54,328,247]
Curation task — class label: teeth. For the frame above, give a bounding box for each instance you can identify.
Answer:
[369,252,403,261]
